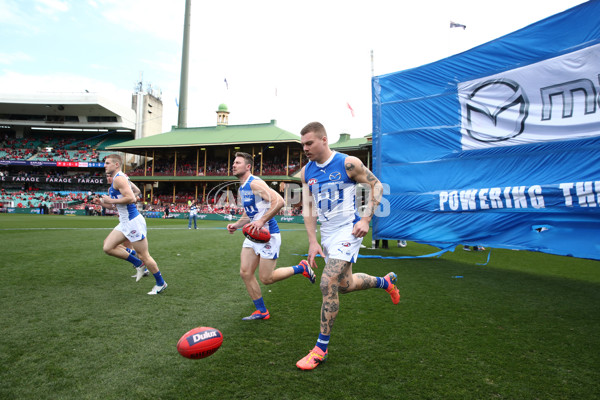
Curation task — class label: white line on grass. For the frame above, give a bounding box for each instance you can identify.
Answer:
[0,227,306,231]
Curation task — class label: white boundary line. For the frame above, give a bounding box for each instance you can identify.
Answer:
[0,227,306,231]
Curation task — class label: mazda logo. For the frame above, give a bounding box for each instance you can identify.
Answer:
[329,172,341,181]
[464,79,529,142]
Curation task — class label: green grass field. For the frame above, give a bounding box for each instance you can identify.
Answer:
[1,214,599,400]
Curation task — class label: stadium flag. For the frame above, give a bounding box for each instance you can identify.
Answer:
[372,1,600,261]
[224,78,229,90]
[450,21,466,29]
[347,102,355,117]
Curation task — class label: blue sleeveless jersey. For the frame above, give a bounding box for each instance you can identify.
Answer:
[109,172,140,222]
[239,175,280,233]
[304,151,360,235]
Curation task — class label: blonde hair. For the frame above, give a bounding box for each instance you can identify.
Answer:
[105,154,123,166]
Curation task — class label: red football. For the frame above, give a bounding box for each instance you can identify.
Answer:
[242,224,271,243]
[177,327,223,359]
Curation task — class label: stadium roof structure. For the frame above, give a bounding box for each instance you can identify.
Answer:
[0,93,136,131]
[329,133,372,151]
[107,119,301,154]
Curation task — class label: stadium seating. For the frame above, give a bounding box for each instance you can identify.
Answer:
[96,135,133,149]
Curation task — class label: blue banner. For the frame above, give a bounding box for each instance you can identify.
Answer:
[372,1,600,260]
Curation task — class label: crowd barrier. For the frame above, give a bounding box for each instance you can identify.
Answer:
[3,208,305,223]
[144,211,304,224]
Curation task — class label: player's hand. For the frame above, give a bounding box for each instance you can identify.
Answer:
[352,219,370,238]
[99,195,112,205]
[245,220,265,233]
[226,224,237,234]
[307,242,324,269]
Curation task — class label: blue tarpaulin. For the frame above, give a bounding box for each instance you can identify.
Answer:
[372,1,600,260]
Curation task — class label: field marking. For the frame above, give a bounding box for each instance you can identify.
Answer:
[0,227,224,231]
[0,227,307,231]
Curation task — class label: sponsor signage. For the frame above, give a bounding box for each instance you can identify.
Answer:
[0,160,105,168]
[186,329,220,346]
[0,175,106,185]
[372,1,600,260]
[459,44,600,150]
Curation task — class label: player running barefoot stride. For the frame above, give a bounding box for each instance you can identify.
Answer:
[94,154,167,295]
[226,152,316,321]
[296,122,400,370]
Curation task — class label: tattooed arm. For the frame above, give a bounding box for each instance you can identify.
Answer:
[344,156,383,238]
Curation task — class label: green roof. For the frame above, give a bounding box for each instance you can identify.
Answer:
[329,133,371,151]
[107,120,300,151]
[128,175,301,183]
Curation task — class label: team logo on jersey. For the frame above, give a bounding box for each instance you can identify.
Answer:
[308,178,318,185]
[342,242,350,247]
[264,244,271,249]
[329,172,341,181]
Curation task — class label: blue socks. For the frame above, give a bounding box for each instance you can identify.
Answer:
[292,264,304,275]
[376,276,389,290]
[125,247,137,256]
[153,271,165,286]
[126,254,143,268]
[253,297,267,313]
[316,333,330,353]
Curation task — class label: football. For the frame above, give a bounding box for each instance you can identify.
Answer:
[242,224,271,243]
[177,326,223,359]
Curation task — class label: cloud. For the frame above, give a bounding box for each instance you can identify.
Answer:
[0,70,131,105]
[140,56,179,75]
[0,0,39,32]
[0,69,177,130]
[0,0,19,22]
[35,0,69,14]
[0,52,33,65]
[95,0,183,42]
[89,63,110,71]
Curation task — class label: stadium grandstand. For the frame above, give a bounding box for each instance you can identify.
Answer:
[1,93,372,218]
[107,103,373,218]
[0,90,162,214]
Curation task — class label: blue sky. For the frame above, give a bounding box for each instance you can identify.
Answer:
[0,0,587,139]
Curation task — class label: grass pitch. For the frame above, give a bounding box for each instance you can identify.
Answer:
[0,214,599,399]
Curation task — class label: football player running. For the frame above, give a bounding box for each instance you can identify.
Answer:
[296,122,400,370]
[226,152,316,321]
[94,154,167,295]
[103,175,150,281]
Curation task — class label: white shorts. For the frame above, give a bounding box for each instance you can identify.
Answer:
[115,214,147,243]
[320,223,362,264]
[242,232,281,260]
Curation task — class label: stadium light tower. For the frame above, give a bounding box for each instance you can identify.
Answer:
[178,0,192,128]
